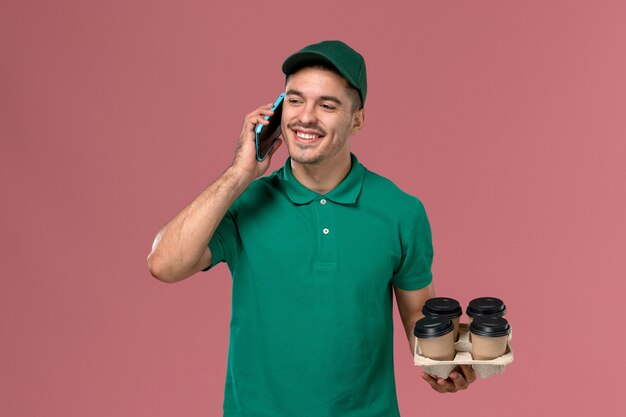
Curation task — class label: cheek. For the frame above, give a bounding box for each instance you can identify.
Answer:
[334,116,354,135]
[280,114,292,133]
[280,109,303,131]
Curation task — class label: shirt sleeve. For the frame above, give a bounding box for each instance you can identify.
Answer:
[202,208,241,271]
[391,198,434,290]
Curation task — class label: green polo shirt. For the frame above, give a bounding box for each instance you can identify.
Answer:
[206,154,433,417]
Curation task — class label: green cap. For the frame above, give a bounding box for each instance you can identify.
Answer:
[282,40,368,106]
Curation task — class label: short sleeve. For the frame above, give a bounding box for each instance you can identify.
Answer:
[391,198,434,290]
[202,209,241,271]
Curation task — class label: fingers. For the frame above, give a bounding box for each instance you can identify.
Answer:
[235,103,275,156]
[421,373,450,393]
[421,366,476,394]
[244,103,275,129]
[245,103,274,118]
[458,364,477,385]
[448,369,469,391]
[233,102,284,177]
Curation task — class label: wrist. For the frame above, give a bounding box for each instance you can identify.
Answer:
[226,165,257,189]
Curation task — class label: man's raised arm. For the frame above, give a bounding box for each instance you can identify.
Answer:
[147,103,282,283]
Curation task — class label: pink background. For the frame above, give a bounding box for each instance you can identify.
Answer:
[2,1,624,416]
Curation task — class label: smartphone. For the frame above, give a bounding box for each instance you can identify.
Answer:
[255,92,285,161]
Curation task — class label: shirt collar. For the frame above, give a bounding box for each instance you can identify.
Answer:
[280,153,365,205]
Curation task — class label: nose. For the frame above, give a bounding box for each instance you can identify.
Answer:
[297,102,318,126]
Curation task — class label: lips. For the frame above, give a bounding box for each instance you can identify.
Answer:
[290,127,325,145]
[295,131,320,140]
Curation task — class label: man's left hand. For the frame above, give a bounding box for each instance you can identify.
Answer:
[421,365,477,393]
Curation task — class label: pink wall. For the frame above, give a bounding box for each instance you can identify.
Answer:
[2,1,624,416]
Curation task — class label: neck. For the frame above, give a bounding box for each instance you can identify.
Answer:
[290,153,352,194]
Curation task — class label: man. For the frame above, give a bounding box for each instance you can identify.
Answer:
[148,40,475,417]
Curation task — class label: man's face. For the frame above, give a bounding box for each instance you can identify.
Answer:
[281,67,363,166]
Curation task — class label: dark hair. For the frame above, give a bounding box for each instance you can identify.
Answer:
[285,60,363,111]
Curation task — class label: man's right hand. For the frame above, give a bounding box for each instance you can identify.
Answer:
[232,103,283,180]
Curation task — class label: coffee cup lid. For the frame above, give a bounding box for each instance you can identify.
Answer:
[413,316,454,339]
[466,297,507,318]
[422,297,462,318]
[469,316,511,337]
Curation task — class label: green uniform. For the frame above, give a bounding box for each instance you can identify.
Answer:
[206,154,433,417]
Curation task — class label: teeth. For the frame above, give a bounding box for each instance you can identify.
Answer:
[296,131,319,140]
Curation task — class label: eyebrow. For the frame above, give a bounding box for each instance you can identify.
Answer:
[285,89,343,106]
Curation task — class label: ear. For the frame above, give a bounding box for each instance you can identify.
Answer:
[350,108,365,134]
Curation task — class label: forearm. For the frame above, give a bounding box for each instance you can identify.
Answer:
[147,165,254,282]
[402,314,423,355]
[394,283,435,355]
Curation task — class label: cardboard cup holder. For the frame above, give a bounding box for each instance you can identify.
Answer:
[413,323,514,379]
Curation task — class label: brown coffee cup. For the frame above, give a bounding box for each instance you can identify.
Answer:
[466,297,507,322]
[414,316,456,361]
[470,316,511,360]
[466,297,507,341]
[422,297,463,341]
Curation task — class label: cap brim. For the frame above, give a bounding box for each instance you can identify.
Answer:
[282,51,359,93]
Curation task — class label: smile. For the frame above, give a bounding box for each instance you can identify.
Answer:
[291,127,326,145]
[296,131,321,140]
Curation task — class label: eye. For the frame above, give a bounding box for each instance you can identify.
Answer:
[320,103,336,111]
[287,98,302,105]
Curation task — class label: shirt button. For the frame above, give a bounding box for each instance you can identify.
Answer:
[320,199,327,205]
[322,228,329,235]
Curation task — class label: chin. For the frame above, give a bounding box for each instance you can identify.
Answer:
[290,152,324,165]
[285,143,321,165]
